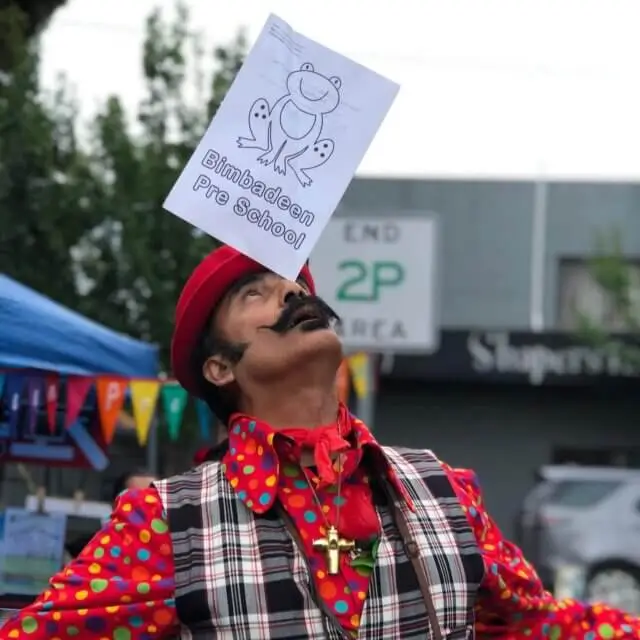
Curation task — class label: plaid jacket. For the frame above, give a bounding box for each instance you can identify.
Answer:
[155,447,484,639]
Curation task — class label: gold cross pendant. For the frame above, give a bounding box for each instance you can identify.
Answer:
[312,525,355,575]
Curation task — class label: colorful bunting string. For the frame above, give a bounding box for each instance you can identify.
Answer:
[130,380,160,446]
[44,374,59,434]
[195,399,213,441]
[4,373,25,437]
[161,383,189,442]
[96,377,128,444]
[347,353,370,400]
[65,376,94,429]
[27,376,43,435]
[0,357,363,445]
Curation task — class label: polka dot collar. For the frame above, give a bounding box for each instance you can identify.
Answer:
[221,407,414,514]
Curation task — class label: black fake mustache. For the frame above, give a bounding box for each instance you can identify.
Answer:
[265,295,340,334]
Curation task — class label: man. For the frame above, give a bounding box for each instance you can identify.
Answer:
[3,245,639,639]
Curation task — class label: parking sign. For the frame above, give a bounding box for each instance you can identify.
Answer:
[311,216,439,352]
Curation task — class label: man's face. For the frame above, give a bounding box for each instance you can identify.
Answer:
[125,475,156,491]
[203,271,342,389]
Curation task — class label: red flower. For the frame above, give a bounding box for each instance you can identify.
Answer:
[336,482,380,542]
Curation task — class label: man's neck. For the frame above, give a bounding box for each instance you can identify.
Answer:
[239,387,339,430]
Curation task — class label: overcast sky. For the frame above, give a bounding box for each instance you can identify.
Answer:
[41,0,640,180]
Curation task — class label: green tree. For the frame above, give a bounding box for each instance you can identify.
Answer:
[72,4,245,369]
[577,230,640,367]
[0,6,95,311]
[1,2,246,371]
[9,0,67,36]
[0,1,68,69]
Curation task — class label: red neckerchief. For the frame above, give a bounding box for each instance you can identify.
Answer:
[278,403,352,487]
[221,404,414,515]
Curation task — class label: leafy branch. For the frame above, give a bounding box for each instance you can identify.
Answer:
[575,229,640,368]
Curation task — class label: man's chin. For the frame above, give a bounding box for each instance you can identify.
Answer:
[254,328,343,381]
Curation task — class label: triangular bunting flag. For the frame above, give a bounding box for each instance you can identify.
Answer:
[336,359,351,404]
[45,374,59,434]
[195,399,213,441]
[130,380,160,446]
[4,374,25,437]
[65,376,94,429]
[96,377,128,444]
[161,383,188,442]
[27,375,43,434]
[347,352,369,400]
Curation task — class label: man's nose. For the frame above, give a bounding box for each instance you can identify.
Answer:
[281,280,307,305]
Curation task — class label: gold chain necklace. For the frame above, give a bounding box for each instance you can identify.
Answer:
[300,454,355,575]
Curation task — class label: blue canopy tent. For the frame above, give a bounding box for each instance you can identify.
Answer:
[0,275,160,471]
[0,275,158,376]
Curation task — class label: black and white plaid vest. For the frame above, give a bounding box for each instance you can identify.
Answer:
[155,447,484,639]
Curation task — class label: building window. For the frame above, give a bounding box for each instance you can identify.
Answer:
[557,258,640,331]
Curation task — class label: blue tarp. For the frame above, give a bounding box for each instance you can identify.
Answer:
[0,275,159,377]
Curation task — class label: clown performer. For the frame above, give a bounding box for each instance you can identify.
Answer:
[4,245,640,639]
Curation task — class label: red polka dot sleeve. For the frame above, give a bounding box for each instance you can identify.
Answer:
[1,487,179,639]
[443,464,640,638]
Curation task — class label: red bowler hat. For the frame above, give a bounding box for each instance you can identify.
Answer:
[171,245,316,396]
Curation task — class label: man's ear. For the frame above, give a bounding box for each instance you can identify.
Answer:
[202,354,236,388]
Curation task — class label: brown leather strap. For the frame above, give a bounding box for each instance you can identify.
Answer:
[385,483,444,640]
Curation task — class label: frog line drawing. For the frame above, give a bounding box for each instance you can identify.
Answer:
[237,62,341,187]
